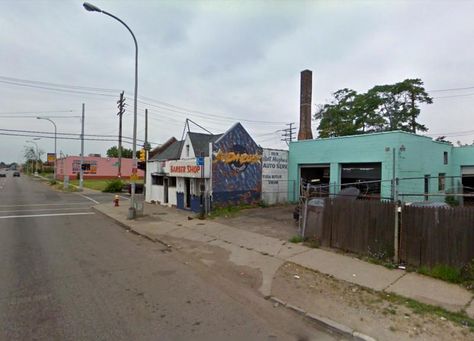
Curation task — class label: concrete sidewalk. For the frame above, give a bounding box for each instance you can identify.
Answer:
[94,202,474,319]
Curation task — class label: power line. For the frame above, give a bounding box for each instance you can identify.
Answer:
[0,74,288,126]
[132,98,287,126]
[0,75,119,93]
[429,86,474,93]
[0,128,160,145]
[433,92,474,99]
[0,110,74,115]
[0,79,118,98]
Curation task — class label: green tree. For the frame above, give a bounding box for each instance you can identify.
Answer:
[315,78,433,137]
[315,88,384,138]
[106,146,134,158]
[367,79,432,133]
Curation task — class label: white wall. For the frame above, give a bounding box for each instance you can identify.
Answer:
[179,134,196,159]
[168,187,177,206]
[262,149,289,204]
[176,177,185,192]
[145,161,159,202]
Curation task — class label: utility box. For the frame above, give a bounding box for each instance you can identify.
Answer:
[302,198,326,241]
[63,175,69,190]
[134,193,145,217]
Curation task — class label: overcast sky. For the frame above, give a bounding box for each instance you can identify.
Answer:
[1,0,474,163]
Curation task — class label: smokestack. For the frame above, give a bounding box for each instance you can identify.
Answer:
[297,69,313,140]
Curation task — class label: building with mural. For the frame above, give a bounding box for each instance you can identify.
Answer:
[55,156,143,180]
[146,123,288,212]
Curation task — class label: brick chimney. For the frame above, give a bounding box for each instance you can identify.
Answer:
[297,69,313,140]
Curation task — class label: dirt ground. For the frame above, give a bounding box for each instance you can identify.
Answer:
[213,205,299,241]
[272,262,473,341]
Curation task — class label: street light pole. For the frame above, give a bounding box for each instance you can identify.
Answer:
[37,117,57,180]
[83,2,139,219]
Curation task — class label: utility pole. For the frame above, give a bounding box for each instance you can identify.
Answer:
[143,108,149,193]
[79,103,85,191]
[281,123,296,145]
[117,91,125,178]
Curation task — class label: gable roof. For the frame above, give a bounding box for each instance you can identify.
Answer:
[149,137,176,159]
[150,140,183,161]
[187,132,223,157]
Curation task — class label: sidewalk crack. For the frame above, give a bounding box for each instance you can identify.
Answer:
[383,272,407,291]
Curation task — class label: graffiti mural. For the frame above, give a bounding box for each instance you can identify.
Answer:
[212,123,262,206]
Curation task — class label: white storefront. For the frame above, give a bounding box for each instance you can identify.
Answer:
[261,148,289,204]
[146,157,211,210]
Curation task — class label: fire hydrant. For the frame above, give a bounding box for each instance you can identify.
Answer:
[114,195,120,207]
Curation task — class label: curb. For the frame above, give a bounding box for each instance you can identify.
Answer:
[269,296,376,341]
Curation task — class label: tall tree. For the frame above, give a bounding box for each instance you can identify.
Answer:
[367,79,432,133]
[315,78,433,137]
[315,88,384,137]
[106,146,133,158]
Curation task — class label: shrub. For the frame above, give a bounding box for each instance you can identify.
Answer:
[103,179,124,193]
[418,265,462,284]
[445,195,460,207]
[289,235,304,243]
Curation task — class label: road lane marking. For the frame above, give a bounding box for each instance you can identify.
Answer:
[79,194,100,204]
[0,202,91,208]
[0,212,95,219]
[0,207,91,214]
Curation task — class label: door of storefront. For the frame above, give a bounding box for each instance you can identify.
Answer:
[163,178,169,203]
[185,178,191,208]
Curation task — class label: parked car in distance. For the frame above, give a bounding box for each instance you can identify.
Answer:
[0,173,6,177]
[13,171,20,177]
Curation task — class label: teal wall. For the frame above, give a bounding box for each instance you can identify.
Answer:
[289,131,460,203]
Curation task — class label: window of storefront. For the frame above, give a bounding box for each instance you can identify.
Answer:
[169,177,177,187]
[152,175,163,185]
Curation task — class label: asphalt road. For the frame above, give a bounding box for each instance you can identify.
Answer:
[0,174,336,341]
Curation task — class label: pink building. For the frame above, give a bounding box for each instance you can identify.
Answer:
[56,156,144,180]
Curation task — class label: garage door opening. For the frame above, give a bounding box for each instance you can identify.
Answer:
[299,165,330,197]
[462,175,474,206]
[340,162,381,199]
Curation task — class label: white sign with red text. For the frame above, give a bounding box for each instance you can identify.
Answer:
[166,158,210,178]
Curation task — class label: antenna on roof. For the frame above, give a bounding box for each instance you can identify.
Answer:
[180,118,213,140]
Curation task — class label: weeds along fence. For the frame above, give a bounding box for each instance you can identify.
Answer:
[302,197,474,269]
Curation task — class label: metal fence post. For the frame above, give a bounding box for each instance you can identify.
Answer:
[393,177,399,263]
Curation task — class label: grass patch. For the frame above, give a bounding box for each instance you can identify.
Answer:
[418,265,462,284]
[70,179,110,191]
[207,203,256,219]
[208,205,244,219]
[385,293,474,331]
[361,255,398,270]
[53,183,77,192]
[289,235,304,243]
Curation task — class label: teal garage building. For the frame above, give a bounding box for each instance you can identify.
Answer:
[288,131,474,204]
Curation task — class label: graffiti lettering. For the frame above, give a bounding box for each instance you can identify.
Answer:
[214,150,261,165]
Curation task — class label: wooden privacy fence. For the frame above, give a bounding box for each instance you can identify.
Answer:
[400,206,474,268]
[304,198,395,258]
[303,198,474,269]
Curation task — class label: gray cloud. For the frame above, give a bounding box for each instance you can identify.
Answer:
[1,0,474,163]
